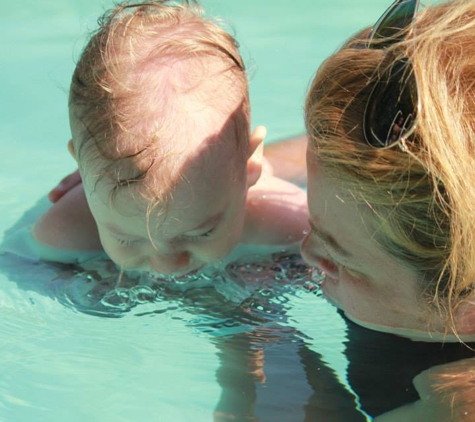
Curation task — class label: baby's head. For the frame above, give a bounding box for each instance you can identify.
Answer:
[68,1,264,275]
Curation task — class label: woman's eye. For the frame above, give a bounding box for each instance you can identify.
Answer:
[319,241,367,281]
[341,265,366,281]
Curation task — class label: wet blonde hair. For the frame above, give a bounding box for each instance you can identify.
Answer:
[70,0,249,202]
[305,0,475,324]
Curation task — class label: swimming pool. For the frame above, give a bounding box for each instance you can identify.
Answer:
[0,1,386,421]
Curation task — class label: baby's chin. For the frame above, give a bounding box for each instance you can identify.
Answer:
[144,265,206,281]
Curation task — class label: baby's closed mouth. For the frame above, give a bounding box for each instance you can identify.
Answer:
[147,265,206,282]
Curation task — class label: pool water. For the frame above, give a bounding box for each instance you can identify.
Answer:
[0,1,387,421]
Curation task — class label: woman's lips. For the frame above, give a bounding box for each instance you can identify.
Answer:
[312,256,339,279]
[311,268,326,285]
[311,268,340,307]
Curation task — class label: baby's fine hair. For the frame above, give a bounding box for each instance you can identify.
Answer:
[70,0,249,198]
[305,0,475,323]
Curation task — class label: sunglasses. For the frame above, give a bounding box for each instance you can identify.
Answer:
[363,0,421,150]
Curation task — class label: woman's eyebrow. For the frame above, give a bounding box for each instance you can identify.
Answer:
[308,219,353,258]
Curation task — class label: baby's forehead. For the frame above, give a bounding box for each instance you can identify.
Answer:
[91,154,237,238]
[90,132,240,206]
[79,107,243,187]
[149,134,242,198]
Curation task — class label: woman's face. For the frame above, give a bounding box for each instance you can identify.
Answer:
[301,148,449,340]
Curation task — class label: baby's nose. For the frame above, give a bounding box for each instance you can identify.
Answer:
[148,251,192,275]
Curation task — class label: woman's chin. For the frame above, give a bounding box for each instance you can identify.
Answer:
[318,275,343,308]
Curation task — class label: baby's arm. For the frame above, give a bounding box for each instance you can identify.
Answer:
[243,175,309,247]
[48,169,82,203]
[33,182,103,254]
[263,135,307,186]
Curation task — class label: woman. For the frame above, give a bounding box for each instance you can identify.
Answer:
[301,0,475,419]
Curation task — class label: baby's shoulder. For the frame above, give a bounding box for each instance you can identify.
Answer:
[243,176,309,247]
[32,183,103,259]
[1,191,105,264]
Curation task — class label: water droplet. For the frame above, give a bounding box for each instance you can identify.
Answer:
[311,268,325,285]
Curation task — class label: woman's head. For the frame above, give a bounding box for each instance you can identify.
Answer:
[302,0,475,337]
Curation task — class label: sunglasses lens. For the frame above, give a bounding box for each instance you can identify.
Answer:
[369,0,419,47]
[364,58,418,148]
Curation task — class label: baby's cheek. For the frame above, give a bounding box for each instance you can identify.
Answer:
[194,239,235,263]
[101,244,123,265]
[100,240,136,267]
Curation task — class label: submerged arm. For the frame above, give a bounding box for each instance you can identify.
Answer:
[375,358,475,422]
[263,134,307,186]
[243,175,309,247]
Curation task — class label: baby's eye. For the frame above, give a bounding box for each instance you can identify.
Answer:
[183,227,216,241]
[114,237,141,248]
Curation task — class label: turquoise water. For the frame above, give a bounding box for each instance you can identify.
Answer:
[0,1,385,421]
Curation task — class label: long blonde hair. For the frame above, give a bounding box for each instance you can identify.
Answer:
[305,0,475,323]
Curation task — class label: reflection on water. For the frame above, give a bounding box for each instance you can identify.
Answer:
[3,245,473,421]
[50,252,318,323]
[0,243,370,421]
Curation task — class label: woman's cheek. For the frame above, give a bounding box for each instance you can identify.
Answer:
[335,269,373,319]
[339,267,373,294]
[301,235,334,270]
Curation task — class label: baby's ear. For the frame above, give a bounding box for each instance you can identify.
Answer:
[68,139,78,162]
[246,126,266,187]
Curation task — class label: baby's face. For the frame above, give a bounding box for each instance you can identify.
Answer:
[83,143,249,276]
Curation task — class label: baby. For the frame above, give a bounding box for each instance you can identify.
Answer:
[32,0,308,277]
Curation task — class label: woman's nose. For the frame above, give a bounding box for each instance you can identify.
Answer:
[148,251,192,275]
[300,235,339,278]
